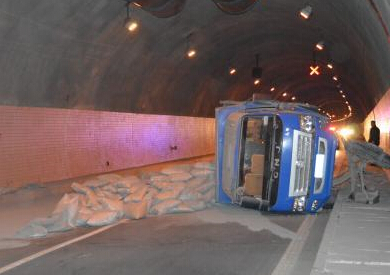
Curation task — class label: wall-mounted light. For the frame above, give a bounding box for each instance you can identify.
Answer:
[270,87,275,92]
[282,92,288,97]
[315,41,325,51]
[339,90,343,94]
[300,5,312,20]
[332,76,338,81]
[291,96,296,101]
[254,79,260,85]
[124,1,139,33]
[327,63,333,69]
[229,68,237,75]
[342,94,346,98]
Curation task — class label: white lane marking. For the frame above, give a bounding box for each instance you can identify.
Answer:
[0,220,126,274]
[327,259,390,266]
[271,215,316,275]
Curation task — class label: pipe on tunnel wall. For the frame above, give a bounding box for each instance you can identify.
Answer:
[0,106,215,188]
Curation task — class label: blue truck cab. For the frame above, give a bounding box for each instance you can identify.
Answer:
[216,100,337,213]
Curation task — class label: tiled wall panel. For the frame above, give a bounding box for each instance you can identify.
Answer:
[0,106,215,187]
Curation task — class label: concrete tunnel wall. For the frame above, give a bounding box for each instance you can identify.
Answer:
[363,87,390,154]
[363,87,390,178]
[0,105,215,188]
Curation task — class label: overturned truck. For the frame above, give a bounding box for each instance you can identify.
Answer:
[215,100,337,213]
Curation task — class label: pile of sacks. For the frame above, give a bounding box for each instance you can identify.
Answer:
[16,162,216,238]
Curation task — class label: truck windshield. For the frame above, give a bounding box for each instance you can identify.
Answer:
[238,116,282,204]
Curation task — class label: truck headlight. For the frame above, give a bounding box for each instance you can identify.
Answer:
[300,115,313,133]
[293,196,306,212]
[311,200,319,211]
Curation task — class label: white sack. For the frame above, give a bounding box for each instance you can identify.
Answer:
[194,162,215,170]
[98,197,124,214]
[96,173,123,183]
[124,185,148,203]
[170,203,195,213]
[195,181,216,194]
[83,179,109,189]
[190,169,214,177]
[87,211,118,227]
[152,181,174,190]
[123,200,148,220]
[150,199,181,215]
[169,172,192,182]
[186,177,207,190]
[184,200,207,211]
[150,174,171,183]
[161,165,191,175]
[71,182,89,195]
[179,188,201,201]
[15,224,48,239]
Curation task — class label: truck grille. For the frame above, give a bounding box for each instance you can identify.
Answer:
[289,130,312,197]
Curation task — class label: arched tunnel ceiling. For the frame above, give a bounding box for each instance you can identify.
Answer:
[0,0,389,122]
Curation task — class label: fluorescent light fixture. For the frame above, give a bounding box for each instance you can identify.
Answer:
[254,79,260,85]
[187,49,196,58]
[316,41,325,51]
[291,96,296,101]
[342,95,346,98]
[124,2,139,33]
[270,87,275,92]
[339,90,343,94]
[327,63,333,69]
[300,5,312,20]
[229,68,237,75]
[282,92,287,97]
[333,76,338,81]
[125,20,138,32]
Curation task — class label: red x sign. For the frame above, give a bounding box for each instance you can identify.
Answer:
[310,65,320,76]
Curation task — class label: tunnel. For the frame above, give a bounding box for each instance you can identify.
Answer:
[0,1,390,274]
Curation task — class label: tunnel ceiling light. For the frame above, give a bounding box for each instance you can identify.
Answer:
[291,96,296,101]
[342,94,346,98]
[282,92,288,97]
[327,63,333,69]
[315,41,325,51]
[300,5,312,20]
[229,68,237,75]
[345,101,349,104]
[333,76,338,81]
[270,87,275,92]
[339,90,343,94]
[254,79,261,85]
[187,49,196,58]
[124,1,139,33]
[133,2,142,7]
